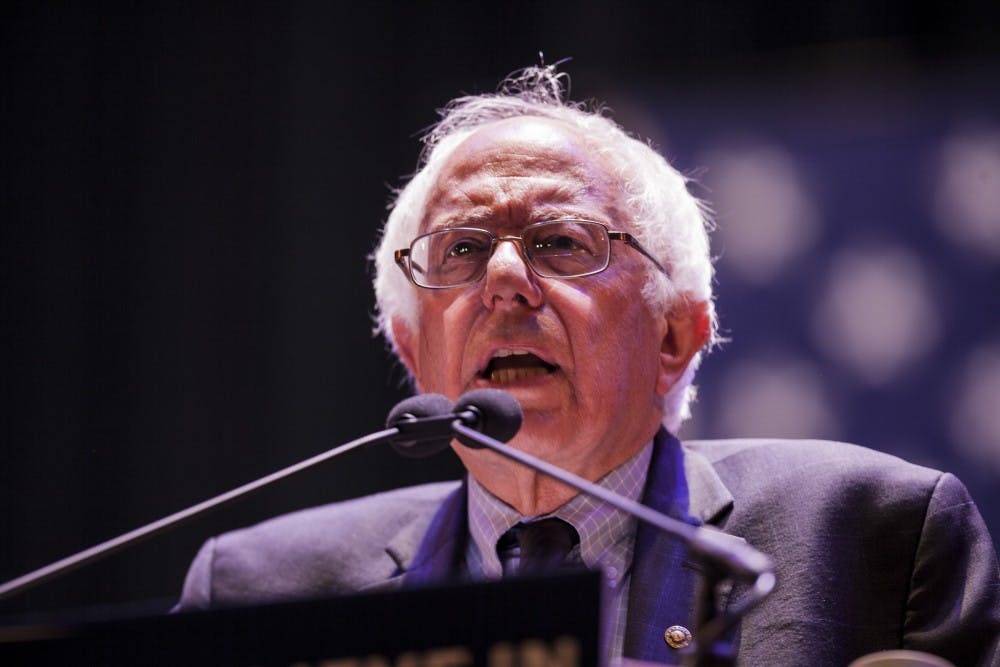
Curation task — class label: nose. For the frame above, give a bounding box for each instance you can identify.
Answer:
[481,238,544,310]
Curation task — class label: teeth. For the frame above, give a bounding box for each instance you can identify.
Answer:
[490,367,549,384]
[493,349,531,359]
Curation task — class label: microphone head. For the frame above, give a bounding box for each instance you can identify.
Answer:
[386,393,454,458]
[454,388,523,447]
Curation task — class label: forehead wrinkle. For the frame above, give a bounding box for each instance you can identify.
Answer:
[425,179,602,231]
[476,150,591,179]
[421,120,629,233]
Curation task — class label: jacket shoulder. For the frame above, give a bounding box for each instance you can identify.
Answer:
[684,437,943,491]
[681,437,947,554]
[176,481,461,609]
[227,480,462,547]
[683,439,999,664]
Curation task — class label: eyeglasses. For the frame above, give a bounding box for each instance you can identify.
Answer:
[394,218,668,289]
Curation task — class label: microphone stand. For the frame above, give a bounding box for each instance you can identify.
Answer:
[1,391,460,601]
[451,420,776,667]
[0,428,402,601]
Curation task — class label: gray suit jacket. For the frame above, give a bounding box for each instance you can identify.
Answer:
[176,433,1000,665]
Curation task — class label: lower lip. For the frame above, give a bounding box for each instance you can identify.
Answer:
[472,368,559,389]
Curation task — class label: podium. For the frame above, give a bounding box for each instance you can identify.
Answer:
[0,571,602,667]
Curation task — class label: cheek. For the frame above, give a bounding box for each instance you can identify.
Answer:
[576,291,661,393]
[416,292,478,394]
[561,288,631,383]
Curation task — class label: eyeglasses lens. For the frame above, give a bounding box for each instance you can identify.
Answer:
[409,220,611,287]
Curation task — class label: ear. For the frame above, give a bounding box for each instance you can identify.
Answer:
[656,300,711,396]
[390,316,423,391]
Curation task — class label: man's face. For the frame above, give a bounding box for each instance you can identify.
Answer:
[393,117,696,483]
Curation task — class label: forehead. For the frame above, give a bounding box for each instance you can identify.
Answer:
[422,117,625,230]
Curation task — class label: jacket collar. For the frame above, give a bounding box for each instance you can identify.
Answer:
[388,479,469,588]
[624,428,739,663]
[378,429,741,664]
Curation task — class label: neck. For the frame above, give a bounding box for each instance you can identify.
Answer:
[480,468,579,516]
[457,439,650,517]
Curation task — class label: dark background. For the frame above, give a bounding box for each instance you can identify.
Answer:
[3,1,999,618]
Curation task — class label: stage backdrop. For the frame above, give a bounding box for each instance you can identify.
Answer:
[2,2,998,617]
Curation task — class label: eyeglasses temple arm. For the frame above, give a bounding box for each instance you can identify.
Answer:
[609,231,669,277]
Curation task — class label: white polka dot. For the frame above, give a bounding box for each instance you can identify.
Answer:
[812,246,940,385]
[715,357,837,438]
[950,343,1000,473]
[700,145,820,284]
[932,127,1000,260]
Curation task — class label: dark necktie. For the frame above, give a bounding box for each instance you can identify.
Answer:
[499,518,581,575]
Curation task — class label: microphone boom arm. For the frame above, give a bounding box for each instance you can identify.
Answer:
[451,420,776,664]
[0,428,401,601]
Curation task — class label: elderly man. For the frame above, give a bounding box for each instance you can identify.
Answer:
[176,67,1000,665]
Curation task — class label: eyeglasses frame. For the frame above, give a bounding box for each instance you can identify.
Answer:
[393,218,668,289]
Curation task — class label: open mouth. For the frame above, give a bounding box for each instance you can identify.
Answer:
[479,350,558,384]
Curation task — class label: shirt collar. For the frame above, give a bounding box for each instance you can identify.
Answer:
[466,442,654,579]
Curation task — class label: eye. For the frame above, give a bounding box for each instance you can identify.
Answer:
[446,236,490,258]
[532,233,586,253]
[530,223,603,256]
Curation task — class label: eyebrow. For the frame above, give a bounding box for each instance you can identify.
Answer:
[429,206,611,232]
[426,180,606,230]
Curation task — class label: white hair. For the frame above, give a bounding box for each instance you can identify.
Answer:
[371,65,717,432]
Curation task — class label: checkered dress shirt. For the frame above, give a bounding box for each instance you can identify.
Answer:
[465,443,653,663]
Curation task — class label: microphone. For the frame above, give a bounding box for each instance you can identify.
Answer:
[387,389,523,457]
[386,393,455,458]
[453,389,522,448]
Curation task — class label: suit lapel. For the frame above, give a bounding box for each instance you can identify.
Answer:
[624,429,735,663]
[366,433,740,662]
[390,479,469,587]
